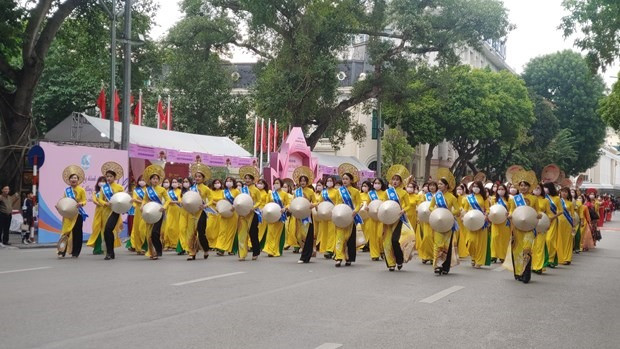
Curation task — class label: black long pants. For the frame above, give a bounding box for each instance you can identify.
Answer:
[346,224,357,262]
[391,221,404,266]
[249,214,260,257]
[0,213,10,244]
[441,231,454,273]
[299,221,315,263]
[104,212,119,257]
[71,214,83,257]
[197,211,209,251]
[151,216,163,257]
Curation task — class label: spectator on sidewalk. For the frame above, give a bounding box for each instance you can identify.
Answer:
[21,192,34,244]
[0,186,20,247]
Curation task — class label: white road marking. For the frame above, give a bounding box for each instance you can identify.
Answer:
[419,285,465,304]
[171,272,245,286]
[0,266,52,274]
[315,343,343,349]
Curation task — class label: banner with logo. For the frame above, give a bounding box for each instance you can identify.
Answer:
[37,142,129,243]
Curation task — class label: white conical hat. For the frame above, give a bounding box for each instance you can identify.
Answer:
[142,202,163,224]
[56,197,78,219]
[181,191,202,214]
[463,210,485,231]
[358,202,369,221]
[536,213,550,233]
[317,202,334,221]
[216,200,234,218]
[332,204,354,228]
[262,203,282,223]
[368,200,383,220]
[233,193,253,217]
[378,200,401,225]
[110,192,132,214]
[429,207,454,233]
[512,206,538,231]
[417,201,431,223]
[488,204,508,225]
[290,197,311,220]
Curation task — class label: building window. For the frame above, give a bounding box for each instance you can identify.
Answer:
[368,161,377,171]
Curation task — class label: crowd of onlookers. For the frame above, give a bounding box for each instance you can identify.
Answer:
[0,185,36,247]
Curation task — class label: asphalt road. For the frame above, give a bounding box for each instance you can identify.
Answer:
[1,220,620,349]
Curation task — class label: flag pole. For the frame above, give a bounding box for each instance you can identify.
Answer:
[157,95,162,129]
[267,118,271,164]
[274,120,277,151]
[166,95,171,131]
[259,118,264,176]
[253,116,258,158]
[138,89,142,126]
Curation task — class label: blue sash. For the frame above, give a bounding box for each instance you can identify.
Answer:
[425,192,433,202]
[168,189,181,207]
[322,189,333,204]
[369,190,379,201]
[513,193,526,208]
[561,199,574,227]
[339,186,363,225]
[435,191,458,232]
[387,187,410,229]
[496,197,510,227]
[65,187,88,221]
[467,194,488,229]
[224,189,235,204]
[272,190,287,222]
[546,195,558,214]
[146,186,163,205]
[134,187,145,200]
[513,194,537,235]
[191,184,216,214]
[295,188,311,224]
[131,188,144,216]
[102,183,114,202]
[242,186,262,223]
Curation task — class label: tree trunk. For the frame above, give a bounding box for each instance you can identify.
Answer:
[0,101,34,190]
[424,143,436,182]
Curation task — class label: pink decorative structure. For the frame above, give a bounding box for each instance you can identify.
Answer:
[264,127,318,184]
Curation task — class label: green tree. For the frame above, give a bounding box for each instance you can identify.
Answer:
[522,50,606,175]
[561,0,620,71]
[383,64,449,180]
[447,68,533,179]
[1,0,88,187]
[381,128,415,177]
[600,72,620,131]
[211,0,512,149]
[385,65,533,180]
[32,1,160,133]
[162,0,249,139]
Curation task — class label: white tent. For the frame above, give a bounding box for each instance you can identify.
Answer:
[44,113,252,159]
[312,152,371,171]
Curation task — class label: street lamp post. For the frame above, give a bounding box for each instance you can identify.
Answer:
[376,99,383,177]
[100,0,117,149]
[121,0,132,150]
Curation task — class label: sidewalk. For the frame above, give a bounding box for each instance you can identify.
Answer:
[2,232,56,249]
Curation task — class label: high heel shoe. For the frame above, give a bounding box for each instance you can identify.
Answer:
[397,264,403,270]
[187,255,196,261]
[335,260,342,267]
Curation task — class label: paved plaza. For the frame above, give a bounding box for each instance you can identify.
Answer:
[1,221,620,349]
